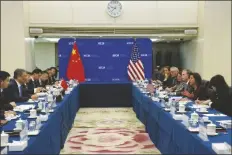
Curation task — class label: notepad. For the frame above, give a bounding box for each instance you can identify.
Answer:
[212,143,231,154]
[203,114,226,117]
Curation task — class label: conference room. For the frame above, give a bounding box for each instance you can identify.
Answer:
[1,1,231,154]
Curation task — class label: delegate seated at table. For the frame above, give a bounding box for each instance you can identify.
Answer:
[26,69,43,94]
[195,75,232,116]
[181,72,209,101]
[166,69,194,96]
[2,69,38,103]
[0,71,16,112]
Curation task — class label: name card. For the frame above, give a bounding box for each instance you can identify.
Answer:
[20,120,28,142]
[212,142,231,154]
[198,118,209,141]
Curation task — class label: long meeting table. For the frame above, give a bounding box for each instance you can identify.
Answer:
[1,86,79,154]
[1,82,231,154]
[132,84,232,154]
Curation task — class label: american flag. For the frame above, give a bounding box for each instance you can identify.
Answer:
[127,42,145,81]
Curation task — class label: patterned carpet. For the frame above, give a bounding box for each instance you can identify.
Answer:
[60,108,161,154]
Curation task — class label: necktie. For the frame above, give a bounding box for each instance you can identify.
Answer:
[19,86,22,97]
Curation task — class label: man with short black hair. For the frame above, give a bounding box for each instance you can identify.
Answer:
[3,69,38,102]
[0,71,16,119]
[38,71,49,87]
[27,68,43,93]
[46,68,54,85]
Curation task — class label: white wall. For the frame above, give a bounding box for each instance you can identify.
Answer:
[1,1,35,75]
[34,43,56,70]
[28,1,198,27]
[180,1,231,85]
[1,1,26,75]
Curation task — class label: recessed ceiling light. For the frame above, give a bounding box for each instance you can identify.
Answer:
[151,38,158,42]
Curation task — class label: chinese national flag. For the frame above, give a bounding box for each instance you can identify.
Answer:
[66,42,85,82]
[60,79,68,90]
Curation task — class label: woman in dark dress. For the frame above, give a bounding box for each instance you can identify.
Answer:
[182,72,209,100]
[196,75,232,116]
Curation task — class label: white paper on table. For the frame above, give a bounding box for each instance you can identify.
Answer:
[216,120,231,123]
[14,105,35,111]
[188,127,199,132]
[203,114,227,117]
[212,143,231,154]
[178,101,189,105]
[36,92,46,96]
[169,96,182,101]
[192,104,210,109]
[173,114,183,120]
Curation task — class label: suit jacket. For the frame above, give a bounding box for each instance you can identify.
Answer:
[152,71,164,81]
[52,76,56,83]
[175,82,194,96]
[39,80,48,88]
[0,90,13,111]
[47,77,53,85]
[2,79,30,102]
[22,84,33,96]
[26,79,40,94]
[162,76,173,88]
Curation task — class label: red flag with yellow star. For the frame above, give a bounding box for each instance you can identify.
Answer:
[66,42,85,82]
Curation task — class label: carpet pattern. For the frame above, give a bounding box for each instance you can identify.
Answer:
[60,108,160,154]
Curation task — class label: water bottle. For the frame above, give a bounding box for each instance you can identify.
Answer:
[51,97,57,108]
[170,99,176,115]
[29,121,36,132]
[45,104,50,115]
[36,117,41,130]
[160,99,165,108]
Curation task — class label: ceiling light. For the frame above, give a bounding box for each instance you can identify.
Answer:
[151,38,159,42]
[45,38,60,42]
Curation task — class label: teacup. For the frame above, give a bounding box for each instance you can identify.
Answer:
[65,90,71,94]
[38,102,43,110]
[207,123,216,134]
[15,119,24,130]
[179,104,186,112]
[40,115,48,122]
[30,109,37,117]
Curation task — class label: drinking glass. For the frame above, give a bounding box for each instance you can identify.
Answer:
[29,121,36,132]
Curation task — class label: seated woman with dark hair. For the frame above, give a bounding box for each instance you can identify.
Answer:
[161,66,173,88]
[181,72,209,100]
[196,75,232,116]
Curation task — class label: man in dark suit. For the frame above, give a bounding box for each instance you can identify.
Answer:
[50,67,57,82]
[38,71,49,88]
[27,68,42,94]
[3,69,38,103]
[46,68,54,85]
[0,71,17,118]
